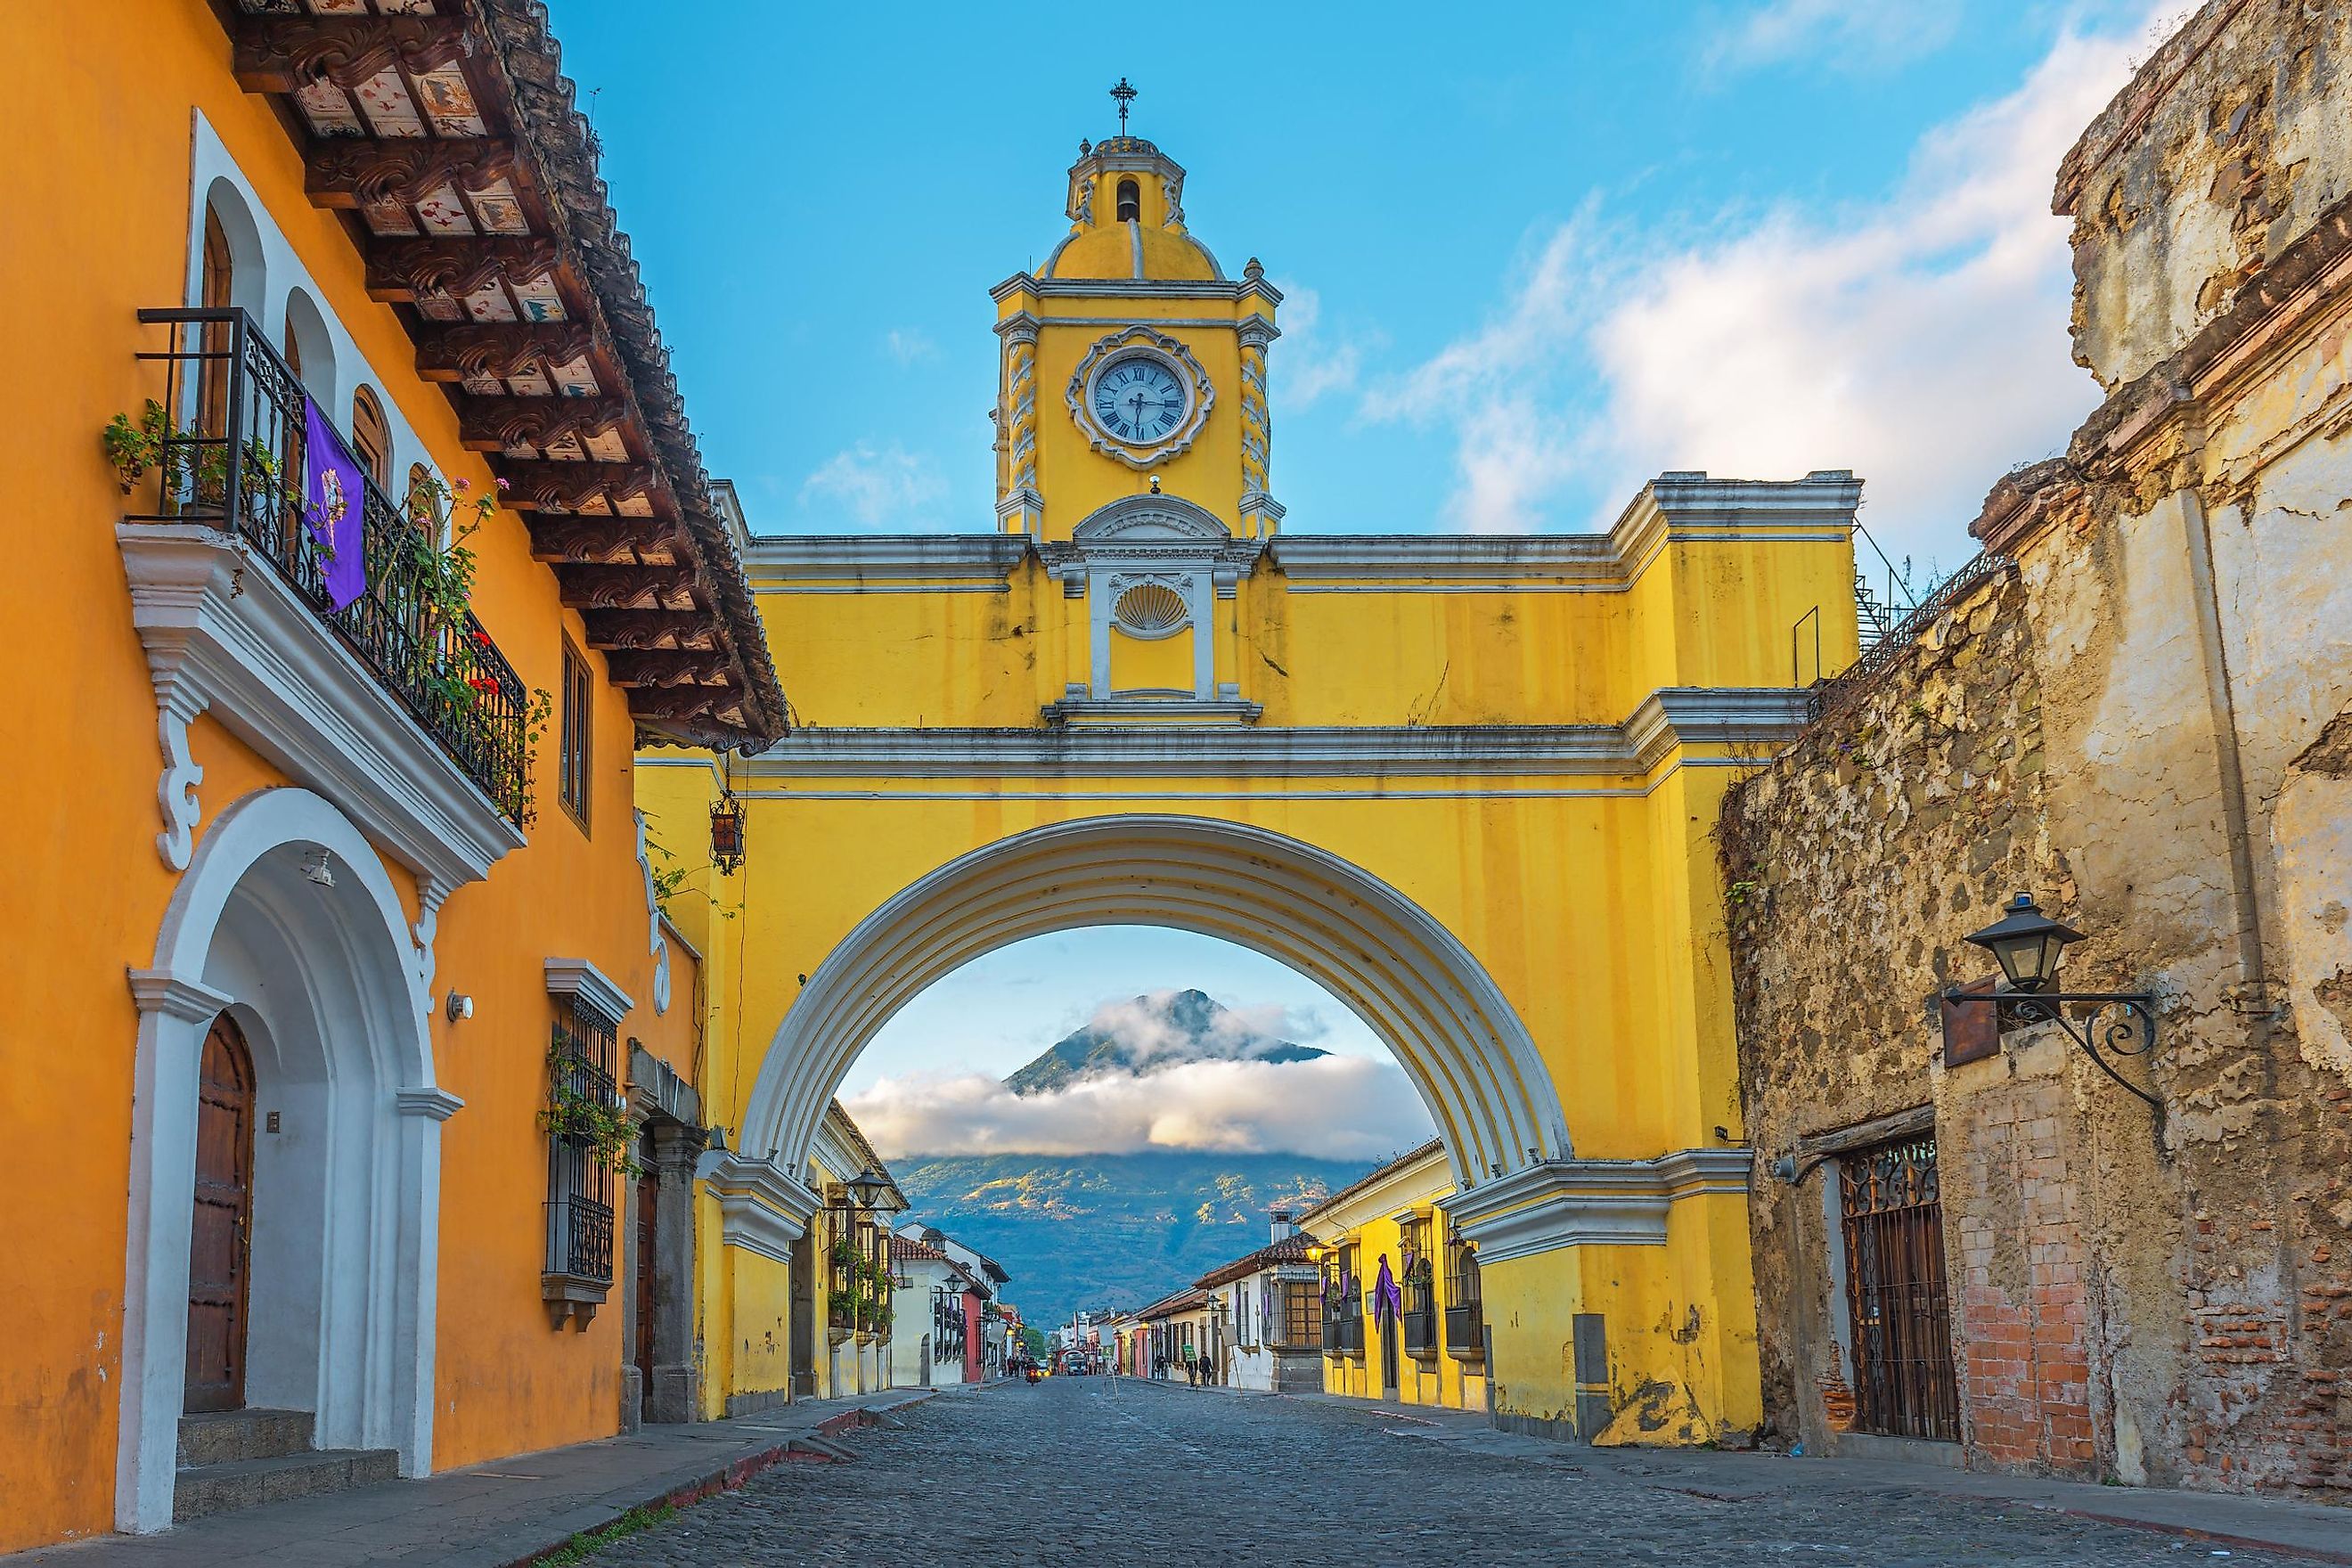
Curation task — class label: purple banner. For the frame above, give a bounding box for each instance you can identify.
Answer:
[1374,1256,1403,1325]
[302,396,367,612]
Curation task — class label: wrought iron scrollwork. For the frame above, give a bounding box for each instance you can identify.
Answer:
[1942,986,2162,1121]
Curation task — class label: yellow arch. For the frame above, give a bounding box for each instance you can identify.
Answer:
[736,813,1571,1192]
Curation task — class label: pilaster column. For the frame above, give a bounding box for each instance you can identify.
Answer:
[646,1120,706,1423]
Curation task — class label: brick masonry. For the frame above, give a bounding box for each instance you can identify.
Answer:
[1721,0,2352,1507]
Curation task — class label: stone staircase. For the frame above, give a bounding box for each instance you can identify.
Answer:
[174,1409,398,1523]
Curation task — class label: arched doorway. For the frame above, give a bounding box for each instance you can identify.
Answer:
[118,788,450,1531]
[733,814,1569,1194]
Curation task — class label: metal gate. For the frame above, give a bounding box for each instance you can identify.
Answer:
[1839,1134,1960,1441]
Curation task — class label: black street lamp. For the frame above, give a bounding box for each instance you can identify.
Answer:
[1963,893,2082,992]
[845,1166,893,1212]
[1944,892,2161,1123]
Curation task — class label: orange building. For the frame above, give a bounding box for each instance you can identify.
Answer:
[1,2,782,1548]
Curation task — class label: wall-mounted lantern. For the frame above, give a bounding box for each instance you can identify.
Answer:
[1942,892,2161,1123]
[709,789,746,876]
[845,1165,893,1212]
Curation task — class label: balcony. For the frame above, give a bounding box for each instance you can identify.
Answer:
[128,309,528,814]
[1402,1306,1440,1357]
[1445,1303,1486,1360]
[1326,1313,1363,1358]
[117,308,529,902]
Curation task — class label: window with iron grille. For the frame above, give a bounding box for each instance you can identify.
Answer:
[543,997,618,1286]
[932,1285,965,1361]
[1401,1214,1439,1355]
[559,639,592,829]
[1443,1227,1484,1360]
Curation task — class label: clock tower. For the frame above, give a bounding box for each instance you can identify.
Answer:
[992,127,1283,546]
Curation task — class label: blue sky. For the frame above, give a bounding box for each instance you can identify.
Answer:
[556,0,2169,1151]
[554,0,2162,576]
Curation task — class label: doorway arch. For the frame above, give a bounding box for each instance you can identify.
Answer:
[734,815,1569,1203]
[118,788,453,1531]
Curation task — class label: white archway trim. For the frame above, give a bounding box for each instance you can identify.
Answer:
[118,788,446,1533]
[728,816,1572,1257]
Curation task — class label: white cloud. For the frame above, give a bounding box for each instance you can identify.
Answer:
[798,440,947,527]
[1706,0,1963,75]
[1268,283,1368,410]
[1364,16,2149,559]
[884,328,936,365]
[843,1055,1435,1161]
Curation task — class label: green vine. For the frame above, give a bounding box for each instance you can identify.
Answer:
[540,1035,638,1176]
[105,398,282,515]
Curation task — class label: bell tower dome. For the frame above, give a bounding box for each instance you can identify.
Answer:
[1044,137,1224,283]
[991,98,1281,545]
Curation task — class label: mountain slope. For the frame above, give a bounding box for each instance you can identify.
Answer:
[891,1151,1375,1327]
[1002,988,1327,1098]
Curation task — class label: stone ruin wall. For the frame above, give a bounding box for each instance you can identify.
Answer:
[1726,0,2352,1499]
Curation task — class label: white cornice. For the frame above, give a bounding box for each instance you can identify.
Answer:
[118,524,525,888]
[1449,1147,1753,1264]
[701,1153,819,1264]
[543,957,635,1025]
[742,690,1809,778]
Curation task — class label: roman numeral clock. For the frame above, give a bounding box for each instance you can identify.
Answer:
[1068,326,1216,465]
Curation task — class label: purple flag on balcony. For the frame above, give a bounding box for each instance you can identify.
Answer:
[302,396,367,612]
[1374,1255,1402,1325]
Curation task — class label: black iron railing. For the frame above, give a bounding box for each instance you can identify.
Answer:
[1807,551,2014,726]
[130,308,530,822]
[1443,1303,1484,1360]
[544,1014,618,1285]
[1402,1306,1439,1356]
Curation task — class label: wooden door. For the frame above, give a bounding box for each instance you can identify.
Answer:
[633,1169,658,1414]
[185,1016,254,1414]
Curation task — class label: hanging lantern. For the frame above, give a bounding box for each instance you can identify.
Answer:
[709,789,746,875]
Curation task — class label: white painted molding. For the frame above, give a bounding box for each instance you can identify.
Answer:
[396,1087,465,1122]
[117,524,525,897]
[1449,1147,1755,1264]
[741,690,1811,778]
[702,1152,819,1263]
[543,957,635,1026]
[126,968,235,1024]
[633,810,672,1016]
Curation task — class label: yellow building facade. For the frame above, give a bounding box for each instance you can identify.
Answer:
[643,133,1862,1442]
[2,4,780,1550]
[1299,1142,1490,1415]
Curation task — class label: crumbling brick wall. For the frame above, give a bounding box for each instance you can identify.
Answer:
[1727,0,2352,1498]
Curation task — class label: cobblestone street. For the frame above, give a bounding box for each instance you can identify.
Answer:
[586,1381,2313,1567]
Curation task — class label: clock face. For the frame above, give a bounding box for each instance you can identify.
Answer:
[1090,355,1188,447]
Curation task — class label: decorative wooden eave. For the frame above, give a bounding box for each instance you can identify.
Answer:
[226,0,788,751]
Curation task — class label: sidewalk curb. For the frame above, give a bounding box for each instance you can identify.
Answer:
[510,1394,933,1568]
[2048,1507,2352,1566]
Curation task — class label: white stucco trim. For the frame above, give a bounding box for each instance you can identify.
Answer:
[119,788,443,1533]
[119,525,526,897]
[1450,1147,1754,1264]
[698,1153,819,1264]
[731,815,1570,1220]
[543,957,635,1027]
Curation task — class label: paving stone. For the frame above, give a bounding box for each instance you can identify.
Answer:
[585,1379,2323,1567]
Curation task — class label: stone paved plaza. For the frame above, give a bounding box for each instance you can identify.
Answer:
[585,1380,2311,1567]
